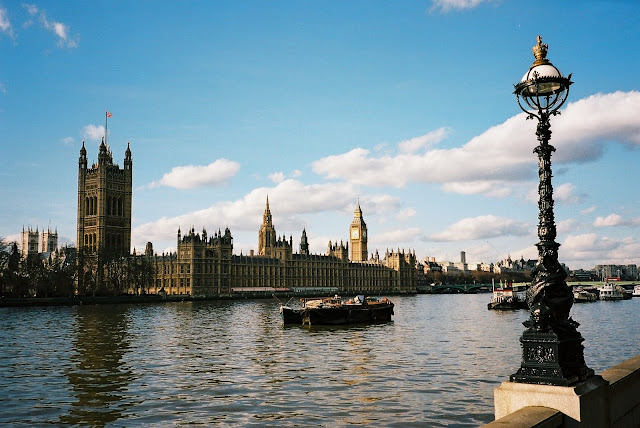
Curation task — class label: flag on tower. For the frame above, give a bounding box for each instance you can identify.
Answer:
[106,111,113,118]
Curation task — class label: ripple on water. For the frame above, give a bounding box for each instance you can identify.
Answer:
[0,296,638,426]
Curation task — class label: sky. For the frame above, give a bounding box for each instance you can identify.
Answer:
[1,0,639,271]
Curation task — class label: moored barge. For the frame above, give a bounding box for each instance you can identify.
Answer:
[280,295,394,326]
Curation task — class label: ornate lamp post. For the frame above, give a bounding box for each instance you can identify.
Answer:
[510,36,594,386]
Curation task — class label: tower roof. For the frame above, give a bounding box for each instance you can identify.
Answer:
[354,199,363,218]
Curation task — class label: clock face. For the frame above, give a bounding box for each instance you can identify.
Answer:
[351,229,360,239]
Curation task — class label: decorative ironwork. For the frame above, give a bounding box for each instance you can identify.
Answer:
[527,345,555,364]
[532,35,549,65]
[510,37,594,386]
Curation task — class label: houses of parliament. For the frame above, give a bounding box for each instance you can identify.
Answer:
[76,141,417,296]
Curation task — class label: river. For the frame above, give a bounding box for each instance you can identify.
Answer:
[1,294,638,426]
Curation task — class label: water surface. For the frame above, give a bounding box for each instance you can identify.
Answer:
[1,294,638,426]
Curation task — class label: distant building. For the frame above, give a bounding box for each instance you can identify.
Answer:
[21,226,40,257]
[146,200,416,296]
[493,255,536,275]
[423,257,443,273]
[20,226,58,258]
[570,269,594,281]
[594,264,638,281]
[41,227,58,255]
[479,262,494,273]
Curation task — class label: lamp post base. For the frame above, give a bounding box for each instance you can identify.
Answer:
[510,326,594,386]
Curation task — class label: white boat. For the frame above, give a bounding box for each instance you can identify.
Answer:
[598,277,624,301]
[487,281,528,310]
[573,288,597,303]
[633,284,640,298]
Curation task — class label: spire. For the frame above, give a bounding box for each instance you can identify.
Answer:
[79,141,87,168]
[125,141,132,162]
[263,195,272,226]
[354,199,363,218]
[98,137,112,165]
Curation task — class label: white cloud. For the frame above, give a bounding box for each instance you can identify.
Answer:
[560,233,640,266]
[593,213,640,228]
[553,92,640,159]
[0,82,6,95]
[313,115,534,190]
[132,179,360,249]
[593,213,624,227]
[557,218,578,234]
[376,227,423,244]
[395,208,416,222]
[580,206,596,215]
[149,159,240,189]
[554,183,582,204]
[312,91,640,198]
[430,0,496,13]
[0,6,13,38]
[269,170,303,184]
[24,4,38,15]
[398,128,450,154]
[442,181,513,197]
[61,136,74,146]
[83,124,105,141]
[22,3,79,48]
[2,233,21,248]
[269,172,285,184]
[429,215,531,242]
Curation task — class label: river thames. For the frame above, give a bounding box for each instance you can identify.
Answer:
[1,294,638,426]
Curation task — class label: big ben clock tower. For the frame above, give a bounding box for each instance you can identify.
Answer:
[349,200,368,262]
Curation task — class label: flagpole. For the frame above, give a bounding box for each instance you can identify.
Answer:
[105,109,108,146]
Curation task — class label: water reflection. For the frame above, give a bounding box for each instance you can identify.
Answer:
[0,295,637,426]
[60,304,136,426]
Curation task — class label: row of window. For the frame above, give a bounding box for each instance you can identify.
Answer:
[83,233,124,250]
[84,195,125,216]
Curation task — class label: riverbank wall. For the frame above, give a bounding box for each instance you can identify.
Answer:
[484,353,640,427]
[0,290,416,307]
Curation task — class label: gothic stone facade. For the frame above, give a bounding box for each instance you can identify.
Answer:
[77,140,133,291]
[77,139,132,254]
[147,199,416,296]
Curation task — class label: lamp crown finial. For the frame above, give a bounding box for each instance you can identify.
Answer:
[532,35,549,65]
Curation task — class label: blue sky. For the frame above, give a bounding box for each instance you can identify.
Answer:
[1,0,639,270]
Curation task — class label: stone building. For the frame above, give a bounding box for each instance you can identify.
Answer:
[20,226,59,258]
[20,226,40,257]
[594,264,638,281]
[146,199,416,296]
[76,139,133,291]
[41,227,58,254]
[349,201,368,262]
[77,139,132,254]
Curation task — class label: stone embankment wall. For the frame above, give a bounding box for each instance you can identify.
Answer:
[484,353,640,427]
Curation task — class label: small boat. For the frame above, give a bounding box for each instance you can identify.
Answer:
[302,295,394,326]
[487,281,528,310]
[598,277,625,301]
[280,304,303,324]
[281,295,394,326]
[633,284,640,298]
[573,287,597,303]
